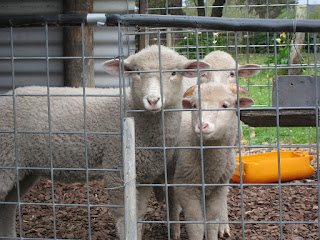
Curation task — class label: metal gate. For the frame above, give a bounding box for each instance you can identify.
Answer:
[0,8,320,240]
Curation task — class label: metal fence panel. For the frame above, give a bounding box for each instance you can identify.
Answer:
[0,6,320,240]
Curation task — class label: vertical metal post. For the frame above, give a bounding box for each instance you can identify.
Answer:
[123,117,137,240]
[274,32,284,240]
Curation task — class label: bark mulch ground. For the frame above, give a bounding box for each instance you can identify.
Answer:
[16,148,319,239]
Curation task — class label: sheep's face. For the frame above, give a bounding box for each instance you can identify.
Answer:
[102,45,211,112]
[202,63,261,85]
[207,69,237,84]
[201,50,261,84]
[182,83,254,141]
[129,71,182,112]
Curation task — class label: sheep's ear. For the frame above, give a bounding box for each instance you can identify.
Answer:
[183,85,198,98]
[237,97,254,108]
[182,61,211,78]
[227,83,250,96]
[102,59,133,76]
[182,99,192,109]
[238,64,261,77]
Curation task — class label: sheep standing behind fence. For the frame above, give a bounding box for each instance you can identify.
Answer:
[182,50,261,93]
[0,45,210,240]
[171,83,254,240]
[153,50,260,238]
[202,50,261,84]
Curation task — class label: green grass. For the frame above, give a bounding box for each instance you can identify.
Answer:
[242,126,318,145]
[236,53,320,145]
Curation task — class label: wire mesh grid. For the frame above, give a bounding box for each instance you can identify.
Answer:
[0,2,320,240]
[131,28,320,239]
[0,23,129,240]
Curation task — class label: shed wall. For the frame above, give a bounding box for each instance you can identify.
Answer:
[0,0,135,93]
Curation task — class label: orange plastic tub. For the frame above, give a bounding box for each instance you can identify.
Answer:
[231,151,314,183]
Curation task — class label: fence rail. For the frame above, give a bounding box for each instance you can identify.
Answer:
[1,14,320,32]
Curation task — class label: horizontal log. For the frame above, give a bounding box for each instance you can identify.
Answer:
[240,109,318,127]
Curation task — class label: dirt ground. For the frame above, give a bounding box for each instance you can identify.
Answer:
[15,148,319,239]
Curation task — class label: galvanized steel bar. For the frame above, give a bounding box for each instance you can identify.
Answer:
[195,28,208,239]
[118,22,128,239]
[81,22,93,239]
[234,31,246,240]
[10,24,23,240]
[123,117,137,240]
[156,33,171,239]
[107,14,320,32]
[313,32,320,237]
[45,23,58,239]
[273,32,284,240]
[0,14,320,33]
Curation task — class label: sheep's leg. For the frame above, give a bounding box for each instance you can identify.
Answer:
[0,167,17,239]
[0,205,17,239]
[169,187,182,240]
[108,180,126,240]
[109,185,152,240]
[218,189,231,239]
[206,186,229,240]
[136,186,152,240]
[176,187,204,240]
[111,208,125,240]
[0,173,39,239]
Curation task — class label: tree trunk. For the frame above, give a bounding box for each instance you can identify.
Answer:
[288,5,306,75]
[197,0,205,16]
[211,0,226,17]
[138,0,147,51]
[63,0,94,88]
[171,0,183,46]
[171,0,183,15]
[288,32,305,75]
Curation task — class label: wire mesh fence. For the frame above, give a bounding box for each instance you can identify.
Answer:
[0,1,320,239]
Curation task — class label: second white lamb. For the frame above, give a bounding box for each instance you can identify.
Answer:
[172,82,254,240]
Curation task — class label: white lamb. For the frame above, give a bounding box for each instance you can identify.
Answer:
[172,82,254,240]
[153,49,260,204]
[202,50,261,83]
[182,50,261,93]
[0,45,210,240]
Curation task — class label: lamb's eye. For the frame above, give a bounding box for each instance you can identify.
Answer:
[222,104,229,108]
[193,104,197,108]
[230,72,235,77]
[171,71,176,76]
